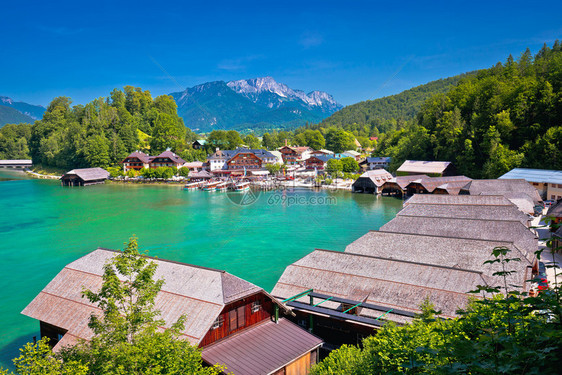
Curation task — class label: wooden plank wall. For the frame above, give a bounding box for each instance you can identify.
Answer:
[199,292,273,347]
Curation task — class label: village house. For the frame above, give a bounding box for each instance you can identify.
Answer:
[227,151,263,170]
[208,148,277,172]
[22,249,323,375]
[60,168,109,186]
[150,150,187,169]
[342,150,361,161]
[309,149,334,157]
[122,151,151,171]
[278,146,312,165]
[122,150,186,171]
[183,161,204,173]
[499,168,562,201]
[304,154,333,170]
[352,169,393,194]
[192,139,207,150]
[359,157,391,171]
[396,160,457,177]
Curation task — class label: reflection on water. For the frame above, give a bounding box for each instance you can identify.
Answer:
[0,169,29,182]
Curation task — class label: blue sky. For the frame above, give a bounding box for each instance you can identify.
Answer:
[2,0,561,106]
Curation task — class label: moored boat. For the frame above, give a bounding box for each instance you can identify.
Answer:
[215,182,229,192]
[183,181,201,190]
[202,181,220,191]
[233,181,250,192]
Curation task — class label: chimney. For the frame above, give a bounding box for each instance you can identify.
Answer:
[216,147,220,152]
[284,139,288,147]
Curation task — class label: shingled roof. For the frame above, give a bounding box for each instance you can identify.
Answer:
[201,318,322,375]
[345,231,532,289]
[21,249,268,351]
[355,169,393,187]
[397,160,452,174]
[397,203,530,225]
[382,175,429,190]
[405,194,515,206]
[123,151,151,164]
[405,176,471,193]
[271,249,494,321]
[154,150,187,164]
[460,179,542,203]
[379,216,538,263]
[61,168,109,182]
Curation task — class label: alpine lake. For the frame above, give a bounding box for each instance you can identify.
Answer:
[0,169,403,368]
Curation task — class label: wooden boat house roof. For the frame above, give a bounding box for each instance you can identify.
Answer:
[21,248,289,351]
[405,194,515,206]
[397,160,453,175]
[405,175,472,193]
[202,318,322,375]
[345,231,532,288]
[382,175,429,190]
[354,169,393,188]
[272,249,494,321]
[61,168,109,182]
[379,216,538,263]
[460,179,542,203]
[397,203,530,225]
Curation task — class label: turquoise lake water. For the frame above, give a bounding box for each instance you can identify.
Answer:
[0,170,402,368]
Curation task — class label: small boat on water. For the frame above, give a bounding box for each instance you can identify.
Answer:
[233,181,250,192]
[215,182,229,192]
[202,181,220,191]
[183,181,201,190]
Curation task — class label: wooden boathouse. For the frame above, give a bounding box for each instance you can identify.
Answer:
[351,169,393,194]
[60,168,109,186]
[22,249,323,375]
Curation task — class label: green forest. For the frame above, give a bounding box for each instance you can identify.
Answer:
[0,87,206,170]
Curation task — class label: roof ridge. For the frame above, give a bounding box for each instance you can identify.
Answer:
[312,249,486,274]
[364,230,518,244]
[395,214,527,225]
[95,248,226,273]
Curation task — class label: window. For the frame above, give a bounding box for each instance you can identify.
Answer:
[228,306,246,332]
[251,301,261,313]
[211,316,224,330]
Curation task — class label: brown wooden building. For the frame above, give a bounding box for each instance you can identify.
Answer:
[22,249,322,375]
[60,168,109,186]
[122,151,151,171]
[226,151,263,170]
[279,146,311,165]
[150,150,187,169]
[304,155,333,170]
